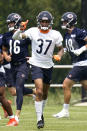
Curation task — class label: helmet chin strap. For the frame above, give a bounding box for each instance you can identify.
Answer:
[61,25,73,30]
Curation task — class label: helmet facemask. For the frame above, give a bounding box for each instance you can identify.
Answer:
[37,11,53,31]
[37,19,53,31]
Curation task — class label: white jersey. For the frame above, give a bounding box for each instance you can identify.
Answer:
[25,27,63,68]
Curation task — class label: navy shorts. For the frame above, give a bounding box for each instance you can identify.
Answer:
[0,72,5,87]
[31,65,53,84]
[67,66,87,82]
[4,67,14,88]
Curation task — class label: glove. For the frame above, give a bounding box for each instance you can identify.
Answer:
[72,45,87,56]
[53,55,61,61]
[20,20,29,31]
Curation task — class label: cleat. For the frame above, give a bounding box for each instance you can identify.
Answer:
[53,109,69,118]
[6,118,18,126]
[41,114,44,126]
[0,116,1,120]
[37,120,44,129]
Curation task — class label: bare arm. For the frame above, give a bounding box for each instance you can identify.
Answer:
[2,46,11,62]
[57,46,64,58]
[0,53,4,64]
[53,46,64,61]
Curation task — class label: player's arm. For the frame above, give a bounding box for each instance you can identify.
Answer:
[53,46,64,61]
[12,20,29,40]
[0,52,4,64]
[72,36,87,56]
[2,46,11,62]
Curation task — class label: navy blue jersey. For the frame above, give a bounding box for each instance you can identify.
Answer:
[0,34,10,65]
[64,27,87,63]
[2,31,31,64]
[0,34,3,67]
[0,34,3,53]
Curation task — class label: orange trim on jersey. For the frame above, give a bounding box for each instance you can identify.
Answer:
[39,29,50,34]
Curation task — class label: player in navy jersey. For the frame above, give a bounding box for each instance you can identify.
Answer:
[0,35,18,126]
[53,12,87,118]
[2,13,36,124]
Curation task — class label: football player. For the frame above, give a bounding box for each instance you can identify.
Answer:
[53,12,87,118]
[12,11,64,128]
[2,13,36,124]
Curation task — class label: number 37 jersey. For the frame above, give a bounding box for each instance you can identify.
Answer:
[25,27,63,68]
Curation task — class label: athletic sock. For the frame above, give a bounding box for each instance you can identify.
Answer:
[35,101,43,122]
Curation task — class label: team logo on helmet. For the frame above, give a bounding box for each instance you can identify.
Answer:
[67,14,73,19]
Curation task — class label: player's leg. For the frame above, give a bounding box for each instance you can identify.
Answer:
[2,67,16,118]
[53,77,75,118]
[0,71,17,126]
[15,62,32,122]
[34,78,44,128]
[53,66,82,118]
[81,80,87,90]
[41,67,53,124]
[31,65,44,128]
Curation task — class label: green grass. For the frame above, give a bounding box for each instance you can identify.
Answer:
[0,104,87,131]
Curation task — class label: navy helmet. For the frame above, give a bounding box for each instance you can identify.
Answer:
[6,13,22,31]
[61,12,77,29]
[37,11,53,30]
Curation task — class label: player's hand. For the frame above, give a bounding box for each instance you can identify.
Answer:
[26,57,31,63]
[26,57,30,60]
[5,54,12,62]
[53,55,61,61]
[20,20,29,31]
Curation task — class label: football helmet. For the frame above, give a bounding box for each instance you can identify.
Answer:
[6,13,22,31]
[37,11,53,30]
[61,12,77,29]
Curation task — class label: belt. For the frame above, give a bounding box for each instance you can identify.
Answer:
[11,61,26,66]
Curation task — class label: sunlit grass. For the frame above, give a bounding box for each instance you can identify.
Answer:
[0,104,87,131]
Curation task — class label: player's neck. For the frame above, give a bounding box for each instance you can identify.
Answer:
[39,29,50,34]
[68,27,75,34]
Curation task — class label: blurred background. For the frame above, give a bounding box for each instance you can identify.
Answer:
[0,0,87,104]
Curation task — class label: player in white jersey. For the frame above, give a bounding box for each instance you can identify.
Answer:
[12,11,64,128]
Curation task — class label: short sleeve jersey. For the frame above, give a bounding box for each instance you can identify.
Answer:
[25,27,63,68]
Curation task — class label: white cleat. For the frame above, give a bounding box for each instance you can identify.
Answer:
[53,109,69,118]
[0,116,1,120]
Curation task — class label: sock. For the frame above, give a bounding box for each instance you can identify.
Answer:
[35,101,43,122]
[15,115,19,122]
[9,115,14,119]
[42,99,47,113]
[32,94,36,100]
[63,104,69,111]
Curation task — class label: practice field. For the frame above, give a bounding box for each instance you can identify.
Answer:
[0,104,87,131]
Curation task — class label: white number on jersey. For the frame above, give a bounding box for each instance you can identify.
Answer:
[65,38,74,52]
[9,40,20,54]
